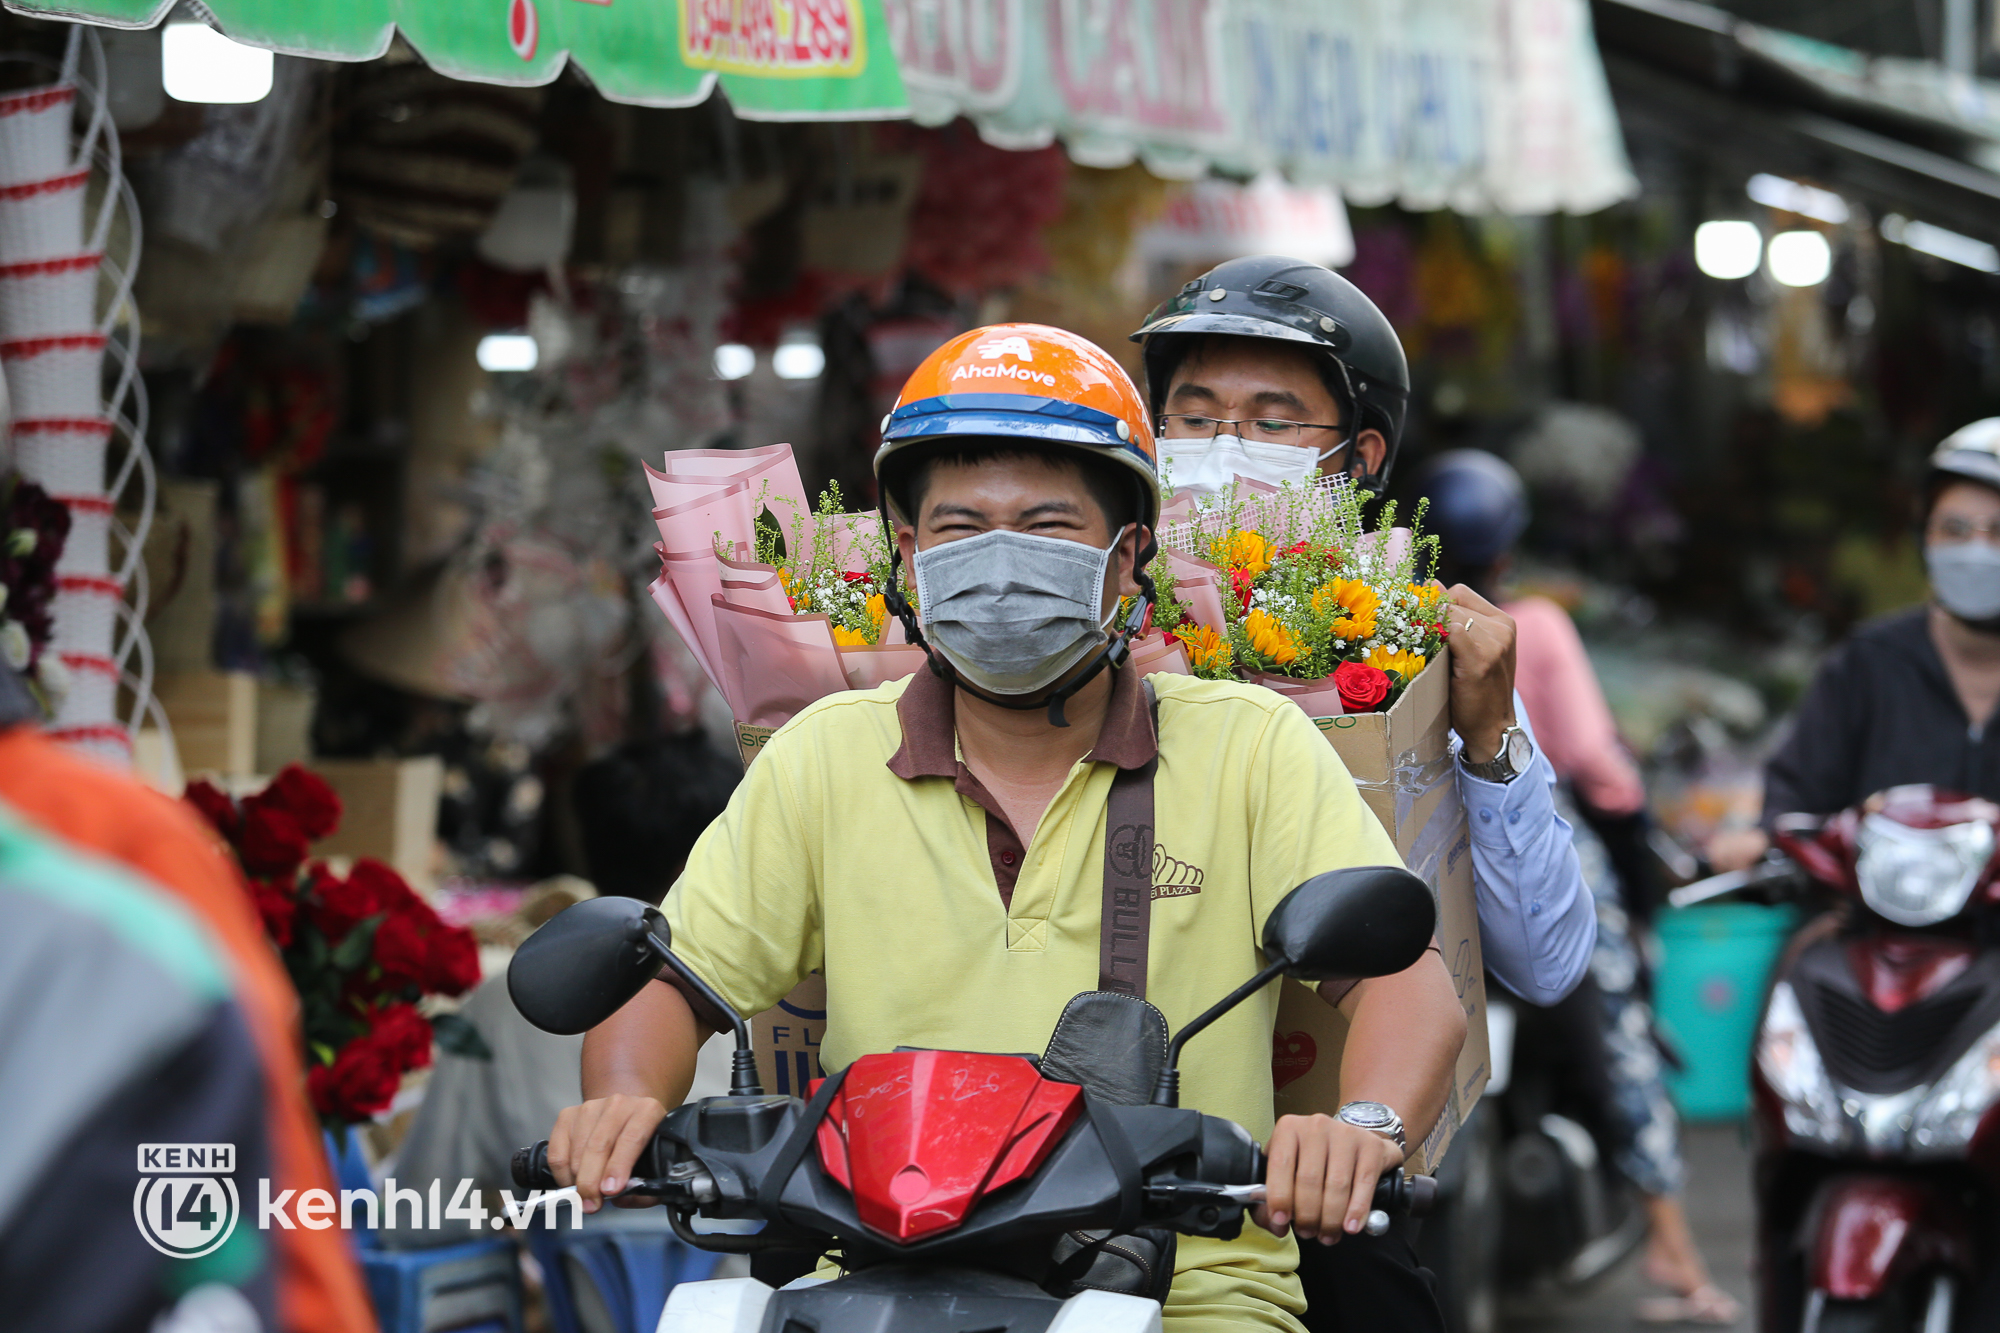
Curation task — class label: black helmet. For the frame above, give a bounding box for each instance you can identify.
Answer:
[1129,254,1411,494]
[1414,450,1528,568]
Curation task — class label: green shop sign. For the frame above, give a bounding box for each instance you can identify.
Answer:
[5,0,909,119]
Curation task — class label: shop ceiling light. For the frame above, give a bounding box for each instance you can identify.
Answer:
[773,339,826,381]
[1883,214,2000,273]
[713,344,755,380]
[1768,230,1832,287]
[1694,220,1762,280]
[161,20,273,104]
[1746,174,1849,225]
[476,334,538,373]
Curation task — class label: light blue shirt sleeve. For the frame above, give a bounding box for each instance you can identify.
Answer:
[1453,693,1596,1005]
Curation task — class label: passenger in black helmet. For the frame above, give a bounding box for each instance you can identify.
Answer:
[1132,261,1597,1333]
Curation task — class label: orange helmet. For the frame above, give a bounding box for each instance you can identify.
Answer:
[876,323,1159,529]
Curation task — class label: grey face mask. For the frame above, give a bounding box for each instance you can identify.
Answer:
[1928,542,2000,622]
[912,526,1125,696]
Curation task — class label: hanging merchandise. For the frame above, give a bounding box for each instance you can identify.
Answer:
[883,0,1635,213]
[474,153,575,273]
[895,119,1067,296]
[0,28,158,766]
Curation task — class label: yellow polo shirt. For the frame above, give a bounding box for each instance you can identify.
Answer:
[662,664,1400,1332]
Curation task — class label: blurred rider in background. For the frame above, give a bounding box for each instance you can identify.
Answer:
[1711,418,2000,871]
[1420,450,1740,1326]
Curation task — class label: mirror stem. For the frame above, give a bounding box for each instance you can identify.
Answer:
[647,939,765,1096]
[1151,958,1288,1107]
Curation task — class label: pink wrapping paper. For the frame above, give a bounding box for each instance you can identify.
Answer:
[710,601,853,728]
[1162,547,1230,636]
[1129,631,1191,676]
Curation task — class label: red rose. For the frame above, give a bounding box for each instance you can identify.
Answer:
[840,571,872,583]
[251,764,343,841]
[238,803,310,879]
[305,866,381,942]
[184,780,240,841]
[249,879,297,948]
[367,1002,435,1072]
[307,1037,403,1121]
[374,912,431,988]
[349,859,435,928]
[1333,661,1392,713]
[425,926,481,997]
[1229,568,1256,610]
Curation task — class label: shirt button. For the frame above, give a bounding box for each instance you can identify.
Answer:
[1000,850,1017,867]
[1507,810,1521,826]
[1531,901,1543,915]
[1479,809,1493,823]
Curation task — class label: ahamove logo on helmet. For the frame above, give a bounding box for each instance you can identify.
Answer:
[955,335,1057,385]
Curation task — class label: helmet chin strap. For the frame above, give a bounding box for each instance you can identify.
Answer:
[880,511,1159,728]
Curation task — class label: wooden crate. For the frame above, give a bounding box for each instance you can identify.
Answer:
[154,670,258,777]
[309,757,444,890]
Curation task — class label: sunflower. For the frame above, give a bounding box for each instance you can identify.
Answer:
[1311,578,1379,641]
[1366,645,1426,681]
[1213,529,1274,576]
[1243,609,1301,666]
[1178,622,1231,672]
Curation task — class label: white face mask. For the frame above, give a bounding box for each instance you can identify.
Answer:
[1928,541,2000,622]
[1161,433,1340,497]
[912,526,1126,696]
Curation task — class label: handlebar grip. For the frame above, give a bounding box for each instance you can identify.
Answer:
[513,1142,559,1192]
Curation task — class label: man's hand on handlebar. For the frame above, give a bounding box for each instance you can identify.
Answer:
[1255,1113,1404,1245]
[548,1094,669,1212]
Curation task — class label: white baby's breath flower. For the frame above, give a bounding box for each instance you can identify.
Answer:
[35,652,70,704]
[0,619,29,671]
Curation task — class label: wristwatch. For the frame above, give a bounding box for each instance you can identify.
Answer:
[1335,1100,1407,1155]
[1459,723,1533,785]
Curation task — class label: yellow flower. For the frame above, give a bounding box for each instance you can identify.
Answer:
[1366,646,1426,681]
[1244,609,1300,666]
[779,566,808,610]
[1311,578,1379,640]
[831,624,870,647]
[866,593,888,629]
[1178,623,1231,671]
[1213,529,1273,576]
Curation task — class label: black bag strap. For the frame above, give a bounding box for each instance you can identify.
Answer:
[1099,681,1160,998]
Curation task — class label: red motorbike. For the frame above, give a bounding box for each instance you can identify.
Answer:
[1702,786,2000,1332]
[507,866,1439,1333]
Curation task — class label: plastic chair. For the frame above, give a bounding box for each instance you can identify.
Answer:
[325,1132,525,1333]
[523,1218,724,1333]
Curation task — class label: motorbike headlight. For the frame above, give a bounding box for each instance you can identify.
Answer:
[1854,813,1992,927]
[1909,1024,2000,1155]
[1757,981,1846,1149]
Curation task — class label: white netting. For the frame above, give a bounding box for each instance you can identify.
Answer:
[0,28,153,764]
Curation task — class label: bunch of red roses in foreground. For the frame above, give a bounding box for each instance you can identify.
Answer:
[186,765,482,1128]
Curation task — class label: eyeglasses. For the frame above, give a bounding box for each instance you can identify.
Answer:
[1156,414,1345,448]
[1930,515,2000,545]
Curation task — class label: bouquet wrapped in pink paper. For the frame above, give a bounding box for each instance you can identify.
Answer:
[646,444,927,763]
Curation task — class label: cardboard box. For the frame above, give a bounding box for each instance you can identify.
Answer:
[1269,648,1490,1174]
[308,757,444,890]
[155,670,258,777]
[750,973,828,1097]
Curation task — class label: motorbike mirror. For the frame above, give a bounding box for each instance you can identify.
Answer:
[508,896,674,1036]
[1151,865,1435,1108]
[1262,866,1436,981]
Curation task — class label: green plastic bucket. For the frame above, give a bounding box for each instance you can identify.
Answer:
[1653,902,1799,1121]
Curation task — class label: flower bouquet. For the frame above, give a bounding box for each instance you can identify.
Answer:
[185,765,484,1132]
[645,444,930,763]
[0,471,71,712]
[1152,474,1449,717]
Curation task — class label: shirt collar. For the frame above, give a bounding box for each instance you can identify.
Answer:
[886,660,1158,780]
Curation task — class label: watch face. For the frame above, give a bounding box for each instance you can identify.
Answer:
[1342,1103,1392,1128]
[1506,728,1534,772]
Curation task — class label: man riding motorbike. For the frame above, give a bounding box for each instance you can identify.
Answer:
[542,324,1467,1332]
[1130,257,1594,1331]
[1710,417,2000,873]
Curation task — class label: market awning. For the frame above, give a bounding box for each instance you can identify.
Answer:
[888,0,1637,213]
[1,0,910,119]
[12,0,1639,212]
